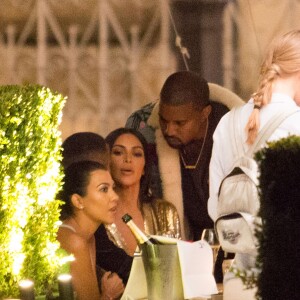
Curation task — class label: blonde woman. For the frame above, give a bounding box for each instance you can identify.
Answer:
[208,30,300,300]
[209,29,300,221]
[208,29,300,300]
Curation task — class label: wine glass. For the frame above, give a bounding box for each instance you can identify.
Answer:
[201,228,220,271]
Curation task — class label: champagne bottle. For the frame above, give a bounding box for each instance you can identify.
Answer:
[122,213,162,245]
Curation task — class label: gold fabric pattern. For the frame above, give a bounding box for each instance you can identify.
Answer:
[105,198,181,250]
[142,198,181,239]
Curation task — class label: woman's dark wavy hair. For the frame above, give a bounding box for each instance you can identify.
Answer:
[62,132,107,168]
[59,160,107,220]
[105,127,152,204]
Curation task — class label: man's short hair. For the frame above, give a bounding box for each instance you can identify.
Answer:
[160,71,210,110]
[62,132,107,168]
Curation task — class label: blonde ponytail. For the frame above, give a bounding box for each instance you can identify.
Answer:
[245,97,262,145]
[246,29,300,144]
[245,64,278,144]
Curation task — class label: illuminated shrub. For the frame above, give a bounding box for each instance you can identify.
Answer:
[0,85,66,298]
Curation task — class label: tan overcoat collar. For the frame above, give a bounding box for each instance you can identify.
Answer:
[148,83,244,239]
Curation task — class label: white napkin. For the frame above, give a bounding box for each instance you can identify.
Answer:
[120,254,147,300]
[177,240,218,299]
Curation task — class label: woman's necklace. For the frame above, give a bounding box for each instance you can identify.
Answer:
[179,118,209,170]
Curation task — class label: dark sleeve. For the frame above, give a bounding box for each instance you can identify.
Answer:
[95,225,133,284]
[210,101,229,128]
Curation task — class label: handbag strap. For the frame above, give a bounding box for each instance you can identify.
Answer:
[230,106,300,158]
[230,106,244,158]
[247,106,300,156]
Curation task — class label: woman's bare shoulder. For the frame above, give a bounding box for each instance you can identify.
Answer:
[57,227,88,254]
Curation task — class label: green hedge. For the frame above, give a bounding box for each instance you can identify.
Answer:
[255,135,300,300]
[0,85,66,298]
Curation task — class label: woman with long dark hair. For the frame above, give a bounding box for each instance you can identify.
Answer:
[57,161,124,300]
[96,127,181,257]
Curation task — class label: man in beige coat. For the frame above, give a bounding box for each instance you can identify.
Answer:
[126,71,243,243]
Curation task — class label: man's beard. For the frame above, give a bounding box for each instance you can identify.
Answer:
[164,136,184,149]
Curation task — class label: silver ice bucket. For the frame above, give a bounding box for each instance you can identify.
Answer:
[141,244,184,300]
